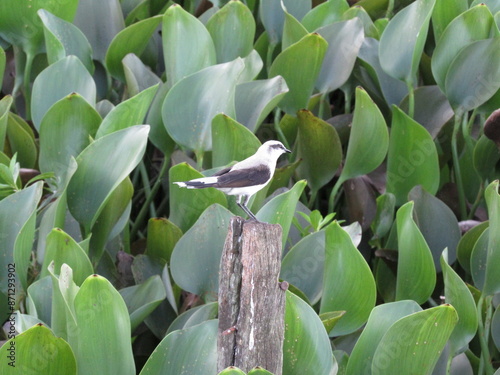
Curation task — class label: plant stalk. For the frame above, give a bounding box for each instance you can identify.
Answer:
[406,81,415,119]
[273,109,290,151]
[477,295,494,375]
[451,113,468,220]
[328,177,344,213]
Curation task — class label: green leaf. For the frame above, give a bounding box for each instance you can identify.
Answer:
[235,77,289,133]
[218,368,247,375]
[282,7,308,50]
[248,368,276,375]
[31,55,96,130]
[431,5,494,93]
[40,229,93,286]
[162,58,244,152]
[474,135,500,180]
[206,0,255,63]
[67,125,149,233]
[0,0,78,56]
[120,275,167,331]
[73,0,125,62]
[74,275,135,375]
[122,53,162,96]
[409,185,461,271]
[320,222,376,336]
[169,163,227,232]
[301,0,349,31]
[140,320,217,374]
[39,93,101,179]
[0,95,13,153]
[431,0,468,42]
[0,46,5,90]
[444,38,500,114]
[26,276,52,324]
[395,201,436,304]
[379,0,436,85]
[320,311,346,333]
[256,180,307,250]
[269,33,327,115]
[315,18,364,94]
[470,228,490,290]
[6,113,37,169]
[340,87,388,182]
[105,15,163,81]
[0,324,76,374]
[146,218,182,263]
[492,304,500,352]
[170,204,233,300]
[457,221,488,274]
[167,302,218,334]
[386,106,439,205]
[259,0,311,45]
[96,84,158,138]
[346,300,422,375]
[211,114,261,167]
[372,305,458,375]
[481,180,500,295]
[162,4,216,88]
[296,110,342,193]
[371,192,396,241]
[283,291,336,375]
[38,9,94,73]
[440,249,478,354]
[280,230,325,304]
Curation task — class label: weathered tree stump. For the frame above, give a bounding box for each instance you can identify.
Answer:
[217,216,286,374]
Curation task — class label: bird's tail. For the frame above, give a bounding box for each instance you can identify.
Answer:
[173,176,218,189]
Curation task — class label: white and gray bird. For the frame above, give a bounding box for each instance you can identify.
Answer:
[174,140,291,220]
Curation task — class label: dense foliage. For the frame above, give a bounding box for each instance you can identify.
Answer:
[0,0,500,374]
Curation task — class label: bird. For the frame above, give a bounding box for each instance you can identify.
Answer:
[174,140,291,221]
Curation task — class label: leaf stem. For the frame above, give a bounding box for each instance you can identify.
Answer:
[328,177,344,213]
[23,50,34,120]
[273,109,290,150]
[266,42,276,76]
[318,92,328,119]
[477,294,494,375]
[406,81,415,119]
[130,157,170,240]
[451,113,468,220]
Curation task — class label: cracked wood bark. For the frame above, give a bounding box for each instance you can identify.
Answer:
[217,216,286,374]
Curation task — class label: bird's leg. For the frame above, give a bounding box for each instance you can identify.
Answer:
[237,195,258,221]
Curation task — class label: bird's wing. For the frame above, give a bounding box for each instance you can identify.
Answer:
[212,166,233,177]
[215,164,271,187]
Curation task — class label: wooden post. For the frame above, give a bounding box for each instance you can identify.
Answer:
[217,217,286,374]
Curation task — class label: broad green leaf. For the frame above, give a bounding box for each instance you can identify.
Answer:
[370,193,396,241]
[235,76,289,132]
[444,38,500,114]
[123,53,162,96]
[284,291,336,375]
[39,93,101,179]
[301,0,349,31]
[218,368,246,375]
[372,305,458,375]
[31,55,96,130]
[0,0,78,56]
[386,106,439,205]
[320,311,346,333]
[206,1,255,63]
[211,114,261,167]
[120,275,166,331]
[105,15,162,81]
[409,185,461,271]
[40,229,93,286]
[74,275,135,375]
[88,177,133,262]
[6,113,37,168]
[431,5,494,93]
[346,300,422,375]
[0,324,76,374]
[96,84,158,138]
[343,6,378,39]
[73,0,125,62]
[139,320,217,375]
[162,58,244,152]
[481,180,500,296]
[67,125,149,233]
[0,182,42,294]
[492,305,500,352]
[248,368,276,375]
[0,95,13,152]
[167,302,218,335]
[26,276,53,325]
[162,4,216,88]
[379,0,436,85]
[340,87,388,182]
[38,9,94,73]
[256,180,307,249]
[315,18,364,94]
[282,7,308,50]
[269,33,327,115]
[0,47,5,90]
[474,135,500,180]
[431,0,468,42]
[395,201,436,304]
[296,110,342,193]
[170,204,233,300]
[280,231,325,304]
[169,163,227,232]
[457,221,488,274]
[146,217,182,263]
[440,249,478,354]
[237,49,264,83]
[259,0,311,45]
[320,222,376,336]
[470,228,490,291]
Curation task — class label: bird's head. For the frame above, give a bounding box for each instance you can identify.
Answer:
[258,140,291,160]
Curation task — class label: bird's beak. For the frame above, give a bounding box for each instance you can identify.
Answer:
[285,147,291,153]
